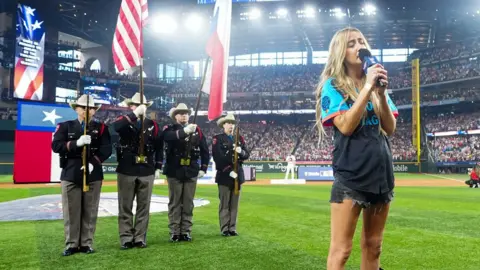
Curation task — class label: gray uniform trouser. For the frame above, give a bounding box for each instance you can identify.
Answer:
[117,173,154,245]
[167,177,197,235]
[61,180,102,249]
[218,184,241,233]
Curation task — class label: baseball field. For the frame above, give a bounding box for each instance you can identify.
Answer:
[0,173,478,270]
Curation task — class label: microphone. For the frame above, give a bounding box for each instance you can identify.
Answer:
[358,48,386,87]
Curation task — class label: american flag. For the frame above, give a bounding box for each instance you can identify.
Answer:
[112,0,149,72]
[14,4,45,101]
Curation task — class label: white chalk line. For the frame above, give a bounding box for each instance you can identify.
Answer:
[423,174,464,183]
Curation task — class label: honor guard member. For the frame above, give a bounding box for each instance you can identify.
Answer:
[212,114,250,237]
[113,93,163,249]
[51,94,112,256]
[162,103,209,242]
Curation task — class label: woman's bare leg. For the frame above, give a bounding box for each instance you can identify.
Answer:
[360,203,390,270]
[327,200,362,270]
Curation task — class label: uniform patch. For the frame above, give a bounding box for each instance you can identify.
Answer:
[321,96,330,112]
[163,125,169,131]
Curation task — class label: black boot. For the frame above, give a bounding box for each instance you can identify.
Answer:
[62,247,79,256]
[120,242,134,250]
[79,246,95,254]
[134,241,147,248]
[181,233,192,242]
[169,235,181,242]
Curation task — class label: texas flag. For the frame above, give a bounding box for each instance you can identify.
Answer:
[14,101,77,183]
[201,0,232,121]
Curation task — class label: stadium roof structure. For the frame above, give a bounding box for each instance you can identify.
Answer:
[3,0,480,62]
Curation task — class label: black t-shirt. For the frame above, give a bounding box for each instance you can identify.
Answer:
[320,78,399,194]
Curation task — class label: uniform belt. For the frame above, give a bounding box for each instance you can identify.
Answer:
[66,156,83,159]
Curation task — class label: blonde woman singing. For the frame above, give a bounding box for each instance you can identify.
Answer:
[315,27,399,270]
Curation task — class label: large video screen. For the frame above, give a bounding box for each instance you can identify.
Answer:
[14,3,45,101]
[83,84,116,105]
[55,87,78,104]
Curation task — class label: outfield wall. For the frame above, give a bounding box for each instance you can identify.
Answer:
[0,161,423,175]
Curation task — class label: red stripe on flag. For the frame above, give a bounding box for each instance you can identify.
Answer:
[13,60,27,93]
[24,65,44,100]
[206,31,225,121]
[13,131,52,183]
[114,30,137,68]
[112,0,148,72]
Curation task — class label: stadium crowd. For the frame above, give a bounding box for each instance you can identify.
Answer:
[3,33,480,162]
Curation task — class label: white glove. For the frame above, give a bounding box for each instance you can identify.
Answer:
[229,171,238,179]
[76,135,91,147]
[80,163,94,174]
[198,171,205,178]
[133,104,147,117]
[155,169,161,179]
[235,146,242,154]
[183,124,197,134]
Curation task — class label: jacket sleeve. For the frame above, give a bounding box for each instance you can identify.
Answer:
[239,136,250,161]
[155,123,164,170]
[51,123,77,154]
[163,125,188,141]
[198,128,210,173]
[90,124,112,165]
[113,112,137,134]
[212,135,234,174]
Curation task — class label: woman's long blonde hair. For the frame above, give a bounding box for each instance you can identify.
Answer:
[315,27,385,144]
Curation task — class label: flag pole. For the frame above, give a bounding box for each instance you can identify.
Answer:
[182,57,210,165]
[233,115,240,195]
[82,93,90,192]
[136,0,146,164]
[192,57,211,124]
[136,58,146,163]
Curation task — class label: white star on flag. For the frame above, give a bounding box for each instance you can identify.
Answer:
[31,20,43,31]
[25,6,35,16]
[42,109,62,125]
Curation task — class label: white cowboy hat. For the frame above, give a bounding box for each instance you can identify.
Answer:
[69,94,101,111]
[123,93,153,107]
[217,113,236,127]
[169,103,190,119]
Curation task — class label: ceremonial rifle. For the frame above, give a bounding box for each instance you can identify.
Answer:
[233,115,240,195]
[180,57,211,166]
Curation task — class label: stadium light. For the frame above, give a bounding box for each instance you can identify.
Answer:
[330,8,346,18]
[276,8,288,18]
[363,3,376,16]
[304,7,316,18]
[185,13,203,33]
[151,15,177,34]
[250,8,261,20]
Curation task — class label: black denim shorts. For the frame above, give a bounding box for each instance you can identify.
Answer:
[330,180,394,208]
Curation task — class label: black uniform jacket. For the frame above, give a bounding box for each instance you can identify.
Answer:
[162,123,209,178]
[113,112,163,177]
[51,119,112,185]
[212,133,250,189]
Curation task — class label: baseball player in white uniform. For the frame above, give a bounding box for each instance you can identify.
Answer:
[284,154,296,180]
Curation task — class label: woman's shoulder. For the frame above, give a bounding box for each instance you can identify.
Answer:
[322,77,344,97]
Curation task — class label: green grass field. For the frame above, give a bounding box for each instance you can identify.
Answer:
[0,173,478,269]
